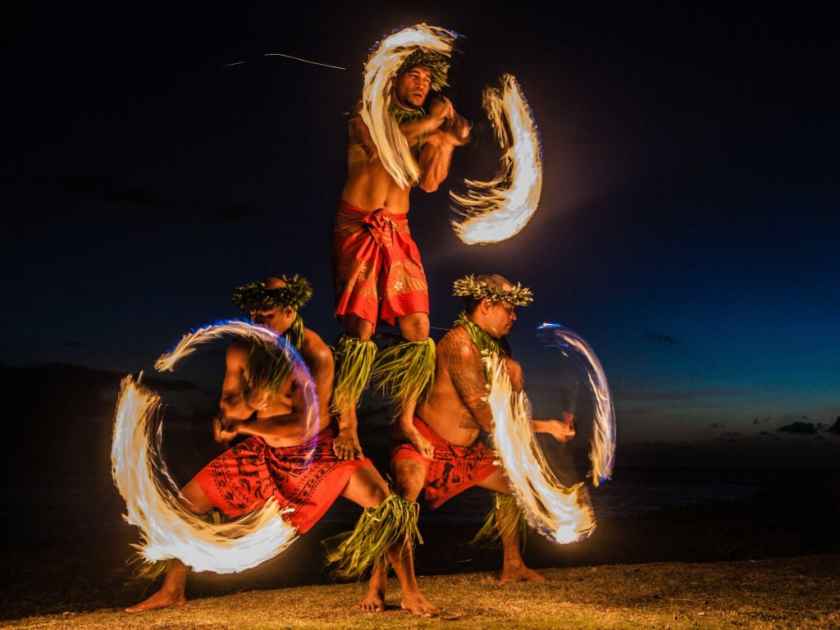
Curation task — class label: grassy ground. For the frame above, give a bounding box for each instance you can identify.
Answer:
[5,554,839,629]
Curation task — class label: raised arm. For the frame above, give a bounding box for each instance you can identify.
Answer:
[417,113,471,192]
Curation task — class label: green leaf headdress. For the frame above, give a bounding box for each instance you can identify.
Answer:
[452,274,534,307]
[231,275,314,313]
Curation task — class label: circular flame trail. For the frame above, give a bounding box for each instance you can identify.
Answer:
[537,322,616,486]
[361,23,456,190]
[111,320,318,574]
[486,354,596,544]
[451,74,543,245]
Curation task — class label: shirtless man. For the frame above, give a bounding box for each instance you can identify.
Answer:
[331,48,471,465]
[362,274,577,610]
[126,276,429,614]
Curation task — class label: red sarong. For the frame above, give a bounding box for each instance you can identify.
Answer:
[391,417,500,509]
[193,425,373,534]
[333,200,429,327]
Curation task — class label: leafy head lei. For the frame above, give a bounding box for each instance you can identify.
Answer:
[231,275,313,313]
[397,48,450,92]
[452,274,534,307]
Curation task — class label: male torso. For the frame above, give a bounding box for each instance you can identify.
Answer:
[341,120,412,214]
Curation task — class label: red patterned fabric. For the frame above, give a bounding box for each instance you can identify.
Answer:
[391,417,500,509]
[333,200,429,327]
[193,426,373,534]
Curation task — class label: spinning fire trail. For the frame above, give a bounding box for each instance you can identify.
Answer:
[111,321,318,574]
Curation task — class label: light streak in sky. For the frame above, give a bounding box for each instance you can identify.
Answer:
[538,322,616,486]
[486,354,596,544]
[451,74,543,245]
[112,321,318,573]
[361,23,456,189]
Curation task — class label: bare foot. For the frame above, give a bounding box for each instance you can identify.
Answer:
[125,588,187,613]
[357,588,385,613]
[401,591,439,617]
[499,564,546,584]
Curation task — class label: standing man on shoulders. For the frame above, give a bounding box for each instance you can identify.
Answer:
[331,48,471,462]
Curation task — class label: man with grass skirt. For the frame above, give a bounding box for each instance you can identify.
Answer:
[361,274,577,611]
[127,276,429,615]
[332,47,472,465]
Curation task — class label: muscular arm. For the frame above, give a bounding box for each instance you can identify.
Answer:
[418,114,470,192]
[219,344,255,421]
[443,336,494,432]
[302,332,334,425]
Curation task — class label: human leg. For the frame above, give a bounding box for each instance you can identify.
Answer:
[331,460,434,615]
[389,457,437,615]
[124,479,214,613]
[372,312,435,458]
[475,470,545,583]
[332,316,377,460]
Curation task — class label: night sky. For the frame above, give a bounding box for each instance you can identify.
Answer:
[4,4,839,447]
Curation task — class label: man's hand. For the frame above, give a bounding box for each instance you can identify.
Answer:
[428,96,454,126]
[441,113,471,146]
[545,412,576,443]
[244,386,271,412]
[406,429,435,459]
[333,427,364,460]
[213,416,239,445]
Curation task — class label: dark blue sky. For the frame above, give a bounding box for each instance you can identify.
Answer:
[3,4,838,444]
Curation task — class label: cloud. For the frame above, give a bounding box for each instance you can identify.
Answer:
[709,422,724,429]
[777,421,819,435]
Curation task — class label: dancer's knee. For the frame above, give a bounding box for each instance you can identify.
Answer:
[392,460,427,501]
[181,479,214,515]
[398,313,430,341]
[342,315,374,341]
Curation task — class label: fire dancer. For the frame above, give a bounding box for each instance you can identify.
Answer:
[126,276,428,614]
[331,47,471,463]
[362,274,577,609]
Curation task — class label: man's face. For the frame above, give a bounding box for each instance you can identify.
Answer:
[481,299,518,339]
[250,306,296,335]
[395,66,432,108]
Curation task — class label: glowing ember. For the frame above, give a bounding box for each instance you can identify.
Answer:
[485,354,595,544]
[538,322,616,487]
[451,74,543,245]
[361,23,456,190]
[111,321,319,573]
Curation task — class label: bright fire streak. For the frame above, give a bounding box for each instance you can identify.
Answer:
[361,23,456,190]
[111,321,319,573]
[486,354,596,544]
[450,74,543,245]
[538,323,616,487]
